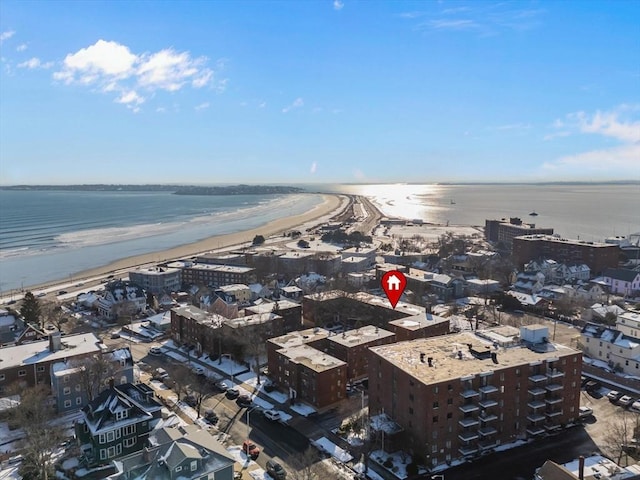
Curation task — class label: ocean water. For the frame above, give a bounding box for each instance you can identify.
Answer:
[1,184,638,294]
[0,190,323,292]
[323,183,640,242]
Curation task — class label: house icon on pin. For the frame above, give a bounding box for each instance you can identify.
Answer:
[386,274,401,291]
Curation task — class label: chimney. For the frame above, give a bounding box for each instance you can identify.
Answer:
[491,352,498,364]
[49,332,62,352]
[420,353,425,363]
[457,350,463,360]
[578,456,585,480]
[427,357,433,367]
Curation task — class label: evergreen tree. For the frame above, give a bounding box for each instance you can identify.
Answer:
[20,291,42,327]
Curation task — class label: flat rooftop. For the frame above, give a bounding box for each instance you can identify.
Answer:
[306,290,425,317]
[172,306,225,326]
[328,325,395,347]
[0,333,102,370]
[130,267,180,276]
[277,344,346,373]
[388,313,449,331]
[369,330,580,384]
[218,284,249,293]
[515,235,614,247]
[225,312,280,328]
[167,262,254,273]
[268,328,330,349]
[244,299,300,314]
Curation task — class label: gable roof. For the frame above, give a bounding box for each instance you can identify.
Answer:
[604,268,640,282]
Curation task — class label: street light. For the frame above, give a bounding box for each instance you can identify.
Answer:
[246,406,259,435]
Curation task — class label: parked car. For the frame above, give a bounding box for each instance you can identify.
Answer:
[236,395,253,408]
[149,346,163,356]
[607,390,623,402]
[618,395,635,407]
[153,367,169,380]
[578,406,594,419]
[264,382,277,393]
[204,409,219,424]
[184,394,198,407]
[263,409,281,422]
[630,401,640,413]
[226,388,240,400]
[58,290,68,295]
[110,331,121,339]
[242,440,260,460]
[585,381,600,392]
[214,379,232,392]
[191,365,205,376]
[266,459,287,479]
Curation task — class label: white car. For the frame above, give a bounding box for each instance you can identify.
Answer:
[630,401,640,413]
[191,365,205,376]
[618,395,635,407]
[263,409,281,421]
[578,406,593,419]
[149,347,163,356]
[607,390,622,401]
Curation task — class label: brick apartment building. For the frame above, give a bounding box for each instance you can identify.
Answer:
[170,305,225,356]
[485,218,554,247]
[166,261,256,288]
[512,235,619,275]
[266,327,331,372]
[387,313,450,342]
[271,344,347,409]
[327,326,396,382]
[244,299,302,333]
[368,325,582,469]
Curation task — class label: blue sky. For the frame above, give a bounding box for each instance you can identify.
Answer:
[1,0,638,185]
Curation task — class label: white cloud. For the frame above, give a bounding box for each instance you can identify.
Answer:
[310,162,317,174]
[16,43,27,52]
[52,39,223,111]
[543,105,640,174]
[115,90,144,105]
[156,106,166,113]
[0,30,15,44]
[195,102,210,111]
[495,123,531,131]
[282,97,304,113]
[17,57,53,69]
[258,101,267,109]
[333,0,344,10]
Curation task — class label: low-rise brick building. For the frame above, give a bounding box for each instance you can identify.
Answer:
[266,327,331,375]
[387,313,450,342]
[368,325,582,469]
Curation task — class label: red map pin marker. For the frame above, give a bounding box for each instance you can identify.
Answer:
[381,270,407,309]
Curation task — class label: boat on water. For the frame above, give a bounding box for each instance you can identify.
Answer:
[529,211,538,216]
[450,199,456,205]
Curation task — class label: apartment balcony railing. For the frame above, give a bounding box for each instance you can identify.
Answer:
[478,413,498,423]
[458,431,480,442]
[528,387,546,396]
[545,383,564,393]
[526,425,546,436]
[460,389,480,399]
[458,417,479,428]
[527,400,545,410]
[479,385,499,394]
[545,396,563,405]
[529,374,547,383]
[545,409,563,418]
[479,398,498,409]
[478,426,497,437]
[459,403,480,413]
[547,370,565,380]
[459,445,479,456]
[526,413,545,423]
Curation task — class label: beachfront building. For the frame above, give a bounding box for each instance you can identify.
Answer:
[368,325,582,468]
[0,332,102,396]
[129,267,181,294]
[76,382,163,467]
[271,343,347,409]
[485,218,554,248]
[96,280,147,320]
[167,261,257,289]
[50,347,134,413]
[512,235,618,275]
[109,424,235,480]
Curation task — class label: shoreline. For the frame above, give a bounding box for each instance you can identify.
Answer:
[9,193,350,296]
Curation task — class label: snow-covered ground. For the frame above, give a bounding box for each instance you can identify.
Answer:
[248,468,271,480]
[311,437,353,463]
[226,445,257,467]
[291,403,316,416]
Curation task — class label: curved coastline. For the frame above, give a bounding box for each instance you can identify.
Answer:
[13,194,348,295]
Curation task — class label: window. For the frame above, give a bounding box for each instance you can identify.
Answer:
[64,375,69,383]
[107,431,115,442]
[64,400,71,408]
[116,410,129,421]
[123,438,135,448]
[76,397,82,405]
[433,401,439,409]
[63,387,71,395]
[0,374,5,381]
[99,434,106,444]
[191,461,197,471]
[409,393,414,401]
[37,365,45,373]
[76,384,81,392]
[176,466,182,473]
[432,415,439,423]
[100,449,106,460]
[447,412,452,419]
[447,398,453,405]
[120,376,127,385]
[18,370,26,377]
[409,407,414,415]
[107,446,116,458]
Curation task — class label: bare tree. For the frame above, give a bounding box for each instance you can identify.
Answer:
[41,301,73,332]
[167,363,195,402]
[71,354,118,401]
[289,447,324,480]
[602,411,640,465]
[12,385,63,480]
[112,300,139,325]
[188,374,215,419]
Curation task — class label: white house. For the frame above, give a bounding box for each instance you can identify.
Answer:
[602,268,640,296]
[581,321,640,376]
[96,281,147,320]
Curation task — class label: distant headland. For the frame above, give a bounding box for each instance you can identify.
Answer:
[0,184,306,195]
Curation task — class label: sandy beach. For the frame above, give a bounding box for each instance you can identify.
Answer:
[25,194,348,293]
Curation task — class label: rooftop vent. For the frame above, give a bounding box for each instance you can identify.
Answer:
[420,353,426,363]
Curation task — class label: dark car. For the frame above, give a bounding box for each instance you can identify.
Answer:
[184,394,198,407]
[204,409,219,424]
[226,388,240,400]
[266,459,287,480]
[214,379,232,392]
[236,394,252,408]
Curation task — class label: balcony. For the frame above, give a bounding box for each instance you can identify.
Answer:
[458,431,480,442]
[459,403,479,413]
[545,397,562,405]
[546,383,563,393]
[459,445,479,456]
[529,374,547,383]
[528,387,546,396]
[526,425,546,436]
[479,426,497,437]
[460,389,480,399]
[544,423,562,432]
[479,385,499,394]
[547,370,564,380]
[479,439,498,450]
[459,417,479,428]
[545,410,563,418]
[527,400,545,410]
[479,413,498,423]
[479,399,498,409]
[526,413,545,423]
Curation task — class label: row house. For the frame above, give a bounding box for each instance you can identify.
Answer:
[581,316,640,376]
[0,332,102,396]
[602,268,640,297]
[76,382,163,466]
[271,344,347,409]
[368,325,582,470]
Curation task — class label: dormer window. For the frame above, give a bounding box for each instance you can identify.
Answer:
[115,409,129,421]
